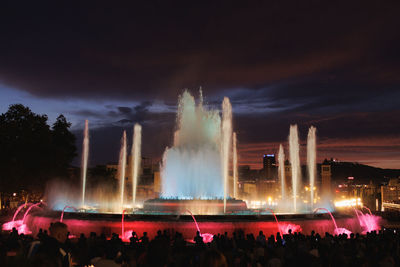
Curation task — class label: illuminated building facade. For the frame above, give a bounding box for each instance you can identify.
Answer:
[321,162,332,200]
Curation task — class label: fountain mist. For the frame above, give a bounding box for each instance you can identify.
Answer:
[118,131,127,209]
[131,124,142,207]
[81,120,89,207]
[307,126,316,209]
[222,97,232,213]
[278,144,285,201]
[232,132,238,199]
[161,91,224,199]
[289,125,301,212]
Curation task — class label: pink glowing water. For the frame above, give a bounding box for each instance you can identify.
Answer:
[122,230,134,241]
[2,219,32,235]
[354,209,380,233]
[12,203,32,221]
[60,205,77,222]
[186,209,214,243]
[263,208,302,234]
[279,223,302,234]
[2,203,35,234]
[362,206,373,216]
[334,228,352,236]
[186,209,201,233]
[120,210,140,242]
[22,202,44,223]
[2,220,23,231]
[17,223,32,235]
[121,209,126,240]
[314,207,351,237]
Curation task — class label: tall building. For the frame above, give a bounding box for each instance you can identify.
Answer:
[321,162,332,200]
[284,160,292,189]
[381,178,400,203]
[263,154,276,179]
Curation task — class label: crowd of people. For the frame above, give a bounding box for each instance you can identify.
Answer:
[0,221,399,267]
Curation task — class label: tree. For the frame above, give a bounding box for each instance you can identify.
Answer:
[0,104,77,191]
[51,115,77,177]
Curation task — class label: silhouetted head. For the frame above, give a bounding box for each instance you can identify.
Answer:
[49,222,68,243]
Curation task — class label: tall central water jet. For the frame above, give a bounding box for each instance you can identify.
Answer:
[307,126,316,209]
[161,91,225,199]
[222,97,232,213]
[131,124,142,207]
[118,131,127,209]
[232,132,238,199]
[81,120,89,207]
[278,144,285,201]
[289,125,301,212]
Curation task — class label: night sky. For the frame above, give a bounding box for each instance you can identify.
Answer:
[0,2,399,169]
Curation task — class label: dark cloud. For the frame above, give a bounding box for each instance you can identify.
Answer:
[71,109,105,118]
[117,119,133,125]
[117,107,132,114]
[0,1,399,102]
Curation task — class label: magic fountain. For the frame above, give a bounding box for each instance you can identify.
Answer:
[6,90,383,240]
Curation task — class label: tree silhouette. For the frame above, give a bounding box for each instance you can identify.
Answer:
[0,104,76,192]
[51,115,77,177]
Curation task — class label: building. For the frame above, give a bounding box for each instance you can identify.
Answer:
[321,161,332,200]
[106,156,159,200]
[381,178,400,203]
[284,160,292,190]
[242,181,257,199]
[263,154,276,179]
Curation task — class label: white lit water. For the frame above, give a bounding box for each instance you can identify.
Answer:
[52,93,327,215]
[221,97,232,212]
[233,132,238,199]
[161,90,232,201]
[278,144,285,200]
[307,126,316,209]
[131,124,142,207]
[81,120,89,207]
[118,131,127,210]
[289,125,300,212]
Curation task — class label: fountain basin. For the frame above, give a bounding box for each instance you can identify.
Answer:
[25,210,374,240]
[142,198,248,215]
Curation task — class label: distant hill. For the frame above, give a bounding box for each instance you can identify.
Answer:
[317,160,400,185]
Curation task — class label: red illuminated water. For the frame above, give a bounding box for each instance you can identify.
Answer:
[23,202,45,223]
[362,206,372,216]
[2,220,23,231]
[121,209,126,240]
[120,210,137,241]
[314,208,352,236]
[2,202,37,234]
[12,203,32,221]
[25,211,369,242]
[60,206,77,222]
[186,209,214,243]
[186,209,201,233]
[354,208,380,233]
[263,208,302,234]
